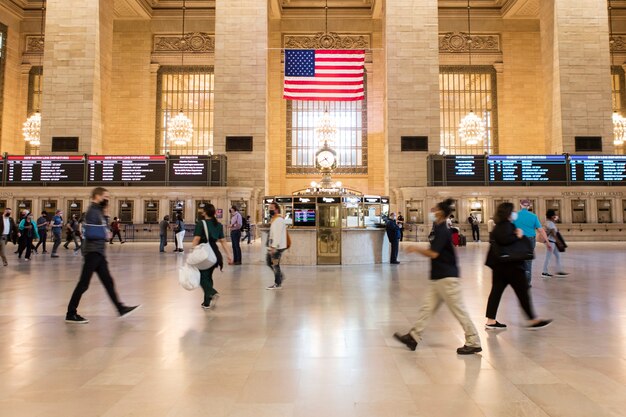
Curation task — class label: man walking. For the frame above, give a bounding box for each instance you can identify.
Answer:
[386,213,401,264]
[109,217,125,244]
[35,211,50,254]
[159,215,171,253]
[266,202,288,290]
[50,210,64,258]
[513,199,551,285]
[229,206,243,265]
[65,187,140,324]
[0,208,17,266]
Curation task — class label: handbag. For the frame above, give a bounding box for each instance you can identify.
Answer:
[186,220,217,270]
[491,236,535,263]
[555,232,567,253]
[178,263,200,291]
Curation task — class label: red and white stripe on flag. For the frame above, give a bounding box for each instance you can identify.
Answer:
[283,49,365,101]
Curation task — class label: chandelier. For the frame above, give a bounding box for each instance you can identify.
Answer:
[23,1,45,148]
[613,112,626,146]
[315,110,337,145]
[458,0,486,147]
[168,0,193,146]
[168,112,194,146]
[459,111,486,146]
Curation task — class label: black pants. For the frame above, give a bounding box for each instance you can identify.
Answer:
[486,265,536,320]
[67,252,123,315]
[64,232,80,249]
[390,238,399,263]
[399,229,404,242]
[200,266,218,305]
[242,229,251,244]
[231,230,242,263]
[472,225,480,242]
[52,232,62,254]
[110,230,123,243]
[18,235,34,259]
[35,230,47,252]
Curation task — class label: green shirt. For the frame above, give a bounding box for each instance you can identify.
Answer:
[193,219,224,243]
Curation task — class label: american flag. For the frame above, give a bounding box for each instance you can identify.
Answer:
[283,49,365,101]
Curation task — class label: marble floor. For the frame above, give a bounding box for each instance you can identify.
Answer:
[0,241,625,417]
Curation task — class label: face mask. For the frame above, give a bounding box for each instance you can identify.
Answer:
[99,199,109,208]
[511,211,518,222]
[428,212,437,223]
[4,213,10,218]
[269,210,276,217]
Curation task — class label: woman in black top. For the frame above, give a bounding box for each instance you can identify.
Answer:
[485,202,552,330]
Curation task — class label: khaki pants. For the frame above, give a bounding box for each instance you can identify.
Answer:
[0,235,8,265]
[410,278,481,348]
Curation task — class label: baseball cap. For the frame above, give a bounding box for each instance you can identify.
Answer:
[520,199,531,207]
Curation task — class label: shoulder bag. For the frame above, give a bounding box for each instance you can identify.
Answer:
[186,220,217,270]
[490,236,535,263]
[555,232,567,253]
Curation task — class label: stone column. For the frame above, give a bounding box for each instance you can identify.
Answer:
[213,0,267,190]
[39,0,114,154]
[385,0,440,191]
[540,0,613,154]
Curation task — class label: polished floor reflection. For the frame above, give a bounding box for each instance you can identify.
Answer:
[0,241,625,417]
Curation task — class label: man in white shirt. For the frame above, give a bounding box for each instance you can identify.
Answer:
[266,202,287,290]
[0,208,17,267]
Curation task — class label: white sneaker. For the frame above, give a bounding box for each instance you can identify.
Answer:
[209,293,220,309]
[266,284,282,290]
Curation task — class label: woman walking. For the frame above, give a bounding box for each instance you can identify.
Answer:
[541,210,569,278]
[191,204,232,310]
[18,213,40,261]
[485,202,552,330]
[175,213,185,253]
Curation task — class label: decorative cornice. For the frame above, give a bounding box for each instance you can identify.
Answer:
[439,32,501,53]
[283,32,370,50]
[611,35,626,52]
[153,32,214,53]
[25,35,44,54]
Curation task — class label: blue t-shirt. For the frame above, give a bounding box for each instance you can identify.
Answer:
[513,208,542,237]
[51,215,63,233]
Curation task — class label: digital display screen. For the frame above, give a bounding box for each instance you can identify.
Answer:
[5,155,85,186]
[445,155,485,185]
[570,156,626,184]
[87,156,166,186]
[294,204,316,227]
[488,155,567,185]
[168,155,209,185]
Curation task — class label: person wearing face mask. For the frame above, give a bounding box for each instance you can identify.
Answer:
[394,199,482,355]
[0,208,18,266]
[50,210,64,258]
[542,210,569,278]
[386,212,401,264]
[484,202,552,330]
[65,187,140,324]
[17,213,40,261]
[266,202,288,290]
[35,211,50,254]
[159,215,171,253]
[513,199,551,286]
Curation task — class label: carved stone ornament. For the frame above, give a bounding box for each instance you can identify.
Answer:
[153,32,215,53]
[284,32,370,50]
[25,35,45,53]
[439,32,500,53]
[611,35,626,52]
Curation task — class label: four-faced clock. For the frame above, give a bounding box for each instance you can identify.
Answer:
[315,148,337,171]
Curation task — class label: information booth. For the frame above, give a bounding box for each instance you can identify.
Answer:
[262,189,389,265]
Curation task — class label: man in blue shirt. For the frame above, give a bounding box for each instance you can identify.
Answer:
[513,199,551,285]
[50,210,64,258]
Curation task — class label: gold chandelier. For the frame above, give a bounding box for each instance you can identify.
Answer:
[168,0,192,146]
[23,1,45,148]
[315,110,337,146]
[458,0,486,147]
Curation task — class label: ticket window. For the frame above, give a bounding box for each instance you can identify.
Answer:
[41,200,58,216]
[493,199,511,213]
[406,200,424,224]
[545,200,562,223]
[571,200,587,224]
[67,200,82,219]
[118,200,134,224]
[170,200,185,222]
[144,201,159,224]
[343,197,363,228]
[195,200,211,222]
[468,200,484,223]
[597,199,613,224]
[17,200,33,216]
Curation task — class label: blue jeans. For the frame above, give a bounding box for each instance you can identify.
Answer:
[159,234,167,252]
[524,236,536,285]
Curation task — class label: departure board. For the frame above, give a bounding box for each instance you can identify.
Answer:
[5,155,85,186]
[87,156,166,185]
[168,155,209,185]
[570,155,626,184]
[488,155,567,185]
[445,155,486,185]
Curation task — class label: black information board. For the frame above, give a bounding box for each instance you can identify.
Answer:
[87,156,166,186]
[487,155,567,185]
[445,155,486,185]
[570,156,626,184]
[168,155,209,186]
[5,156,85,186]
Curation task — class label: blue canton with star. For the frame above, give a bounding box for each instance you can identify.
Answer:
[285,50,316,77]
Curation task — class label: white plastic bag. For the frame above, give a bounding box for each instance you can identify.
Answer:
[178,263,201,291]
[186,220,217,270]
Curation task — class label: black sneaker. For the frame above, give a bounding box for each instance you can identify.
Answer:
[201,303,211,310]
[457,345,482,355]
[51,254,59,258]
[393,332,417,351]
[485,321,507,330]
[541,272,553,278]
[556,272,569,277]
[527,319,553,330]
[119,305,141,318]
[65,314,89,324]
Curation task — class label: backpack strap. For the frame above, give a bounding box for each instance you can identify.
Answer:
[202,219,210,242]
